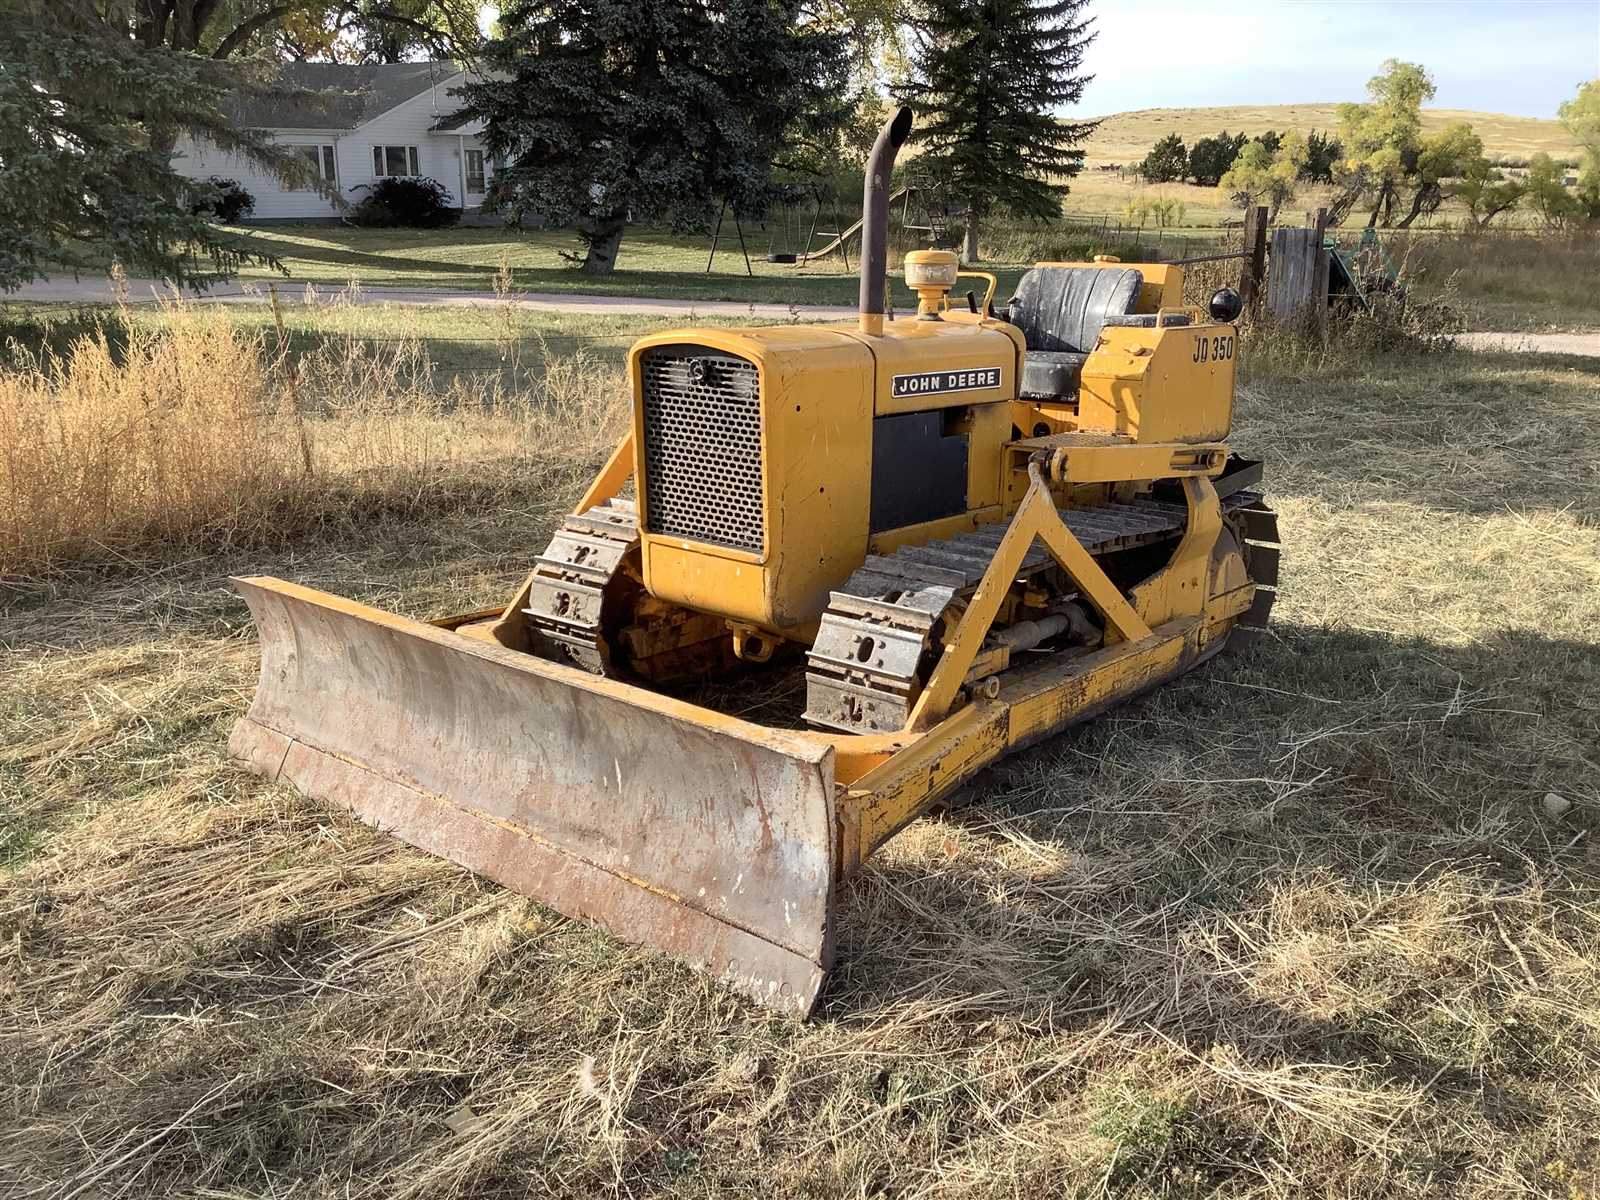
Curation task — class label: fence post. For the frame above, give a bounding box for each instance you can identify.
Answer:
[1239,205,1267,318]
[1265,222,1327,328]
[1310,207,1331,337]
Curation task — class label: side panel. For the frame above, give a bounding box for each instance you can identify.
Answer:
[1077,324,1235,443]
[861,321,1020,416]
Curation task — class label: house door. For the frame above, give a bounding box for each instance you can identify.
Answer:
[463,148,487,202]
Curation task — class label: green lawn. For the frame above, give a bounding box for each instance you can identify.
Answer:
[221,222,1201,307]
[227,224,1047,307]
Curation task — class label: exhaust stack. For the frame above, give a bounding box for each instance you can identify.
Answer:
[858,106,913,336]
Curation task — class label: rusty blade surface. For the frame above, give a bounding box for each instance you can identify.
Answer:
[228,576,837,1015]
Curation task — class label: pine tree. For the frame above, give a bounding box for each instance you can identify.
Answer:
[0,1,291,291]
[464,0,850,274]
[897,0,1095,263]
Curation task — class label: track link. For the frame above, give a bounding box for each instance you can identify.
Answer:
[1225,490,1281,649]
[523,499,639,672]
[804,499,1192,733]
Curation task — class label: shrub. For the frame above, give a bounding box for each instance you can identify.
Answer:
[1123,195,1186,229]
[1188,132,1246,186]
[191,176,255,223]
[349,176,461,228]
[1139,133,1187,183]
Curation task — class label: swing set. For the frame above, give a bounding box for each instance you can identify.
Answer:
[705,176,959,274]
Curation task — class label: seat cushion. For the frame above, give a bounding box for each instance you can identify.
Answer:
[1004,267,1144,353]
[1020,350,1089,399]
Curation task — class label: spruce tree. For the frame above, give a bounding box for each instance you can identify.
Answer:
[464,0,851,274]
[897,0,1096,263]
[0,1,291,291]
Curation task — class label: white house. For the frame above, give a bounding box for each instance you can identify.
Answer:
[172,61,492,221]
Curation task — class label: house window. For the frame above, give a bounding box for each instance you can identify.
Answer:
[290,144,337,191]
[464,148,486,193]
[373,145,421,177]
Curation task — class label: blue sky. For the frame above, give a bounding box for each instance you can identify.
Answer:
[1069,0,1598,118]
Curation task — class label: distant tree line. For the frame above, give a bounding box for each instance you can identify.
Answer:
[1138,129,1342,190]
[1133,65,1600,231]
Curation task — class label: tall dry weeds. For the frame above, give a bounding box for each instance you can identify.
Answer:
[0,299,627,576]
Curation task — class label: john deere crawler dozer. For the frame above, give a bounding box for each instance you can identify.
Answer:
[231,109,1279,1014]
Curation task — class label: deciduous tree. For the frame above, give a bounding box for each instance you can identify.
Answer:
[1557,79,1600,217]
[1218,131,1306,221]
[108,0,479,61]
[1336,58,1433,226]
[1450,156,1523,228]
[1523,153,1579,228]
[898,0,1096,262]
[1392,122,1481,228]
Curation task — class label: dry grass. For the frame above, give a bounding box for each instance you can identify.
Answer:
[1380,230,1600,332]
[0,297,626,576]
[3,319,1600,1196]
[1081,105,1580,168]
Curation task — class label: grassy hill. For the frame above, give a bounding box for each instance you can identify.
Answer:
[1081,104,1579,166]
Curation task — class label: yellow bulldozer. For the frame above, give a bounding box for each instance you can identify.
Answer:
[230,109,1279,1015]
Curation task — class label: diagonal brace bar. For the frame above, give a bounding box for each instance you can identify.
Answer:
[907,463,1152,731]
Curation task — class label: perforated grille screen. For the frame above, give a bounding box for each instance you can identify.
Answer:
[640,346,764,554]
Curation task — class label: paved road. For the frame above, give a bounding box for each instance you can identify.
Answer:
[12,276,857,321]
[15,277,1598,354]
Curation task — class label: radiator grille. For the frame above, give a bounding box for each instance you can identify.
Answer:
[640,346,764,554]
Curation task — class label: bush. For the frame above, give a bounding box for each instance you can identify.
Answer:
[1123,195,1186,228]
[1187,132,1246,186]
[1139,133,1188,183]
[350,176,461,228]
[191,176,255,223]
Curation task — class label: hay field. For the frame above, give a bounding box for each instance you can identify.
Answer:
[1080,105,1580,167]
[3,305,1600,1197]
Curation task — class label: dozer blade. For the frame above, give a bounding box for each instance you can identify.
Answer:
[228,577,837,1015]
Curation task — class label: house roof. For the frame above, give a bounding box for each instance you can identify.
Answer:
[227,61,466,131]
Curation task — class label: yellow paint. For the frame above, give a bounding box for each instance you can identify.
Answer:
[868,506,1003,556]
[907,463,1154,731]
[575,432,634,514]
[843,316,1020,416]
[629,326,874,633]
[478,254,1257,872]
[1076,321,1236,444]
[1010,435,1230,486]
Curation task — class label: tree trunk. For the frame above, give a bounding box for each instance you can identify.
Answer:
[962,214,979,265]
[1395,183,1436,230]
[580,217,626,275]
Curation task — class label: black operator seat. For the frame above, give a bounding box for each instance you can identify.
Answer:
[1000,266,1145,399]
